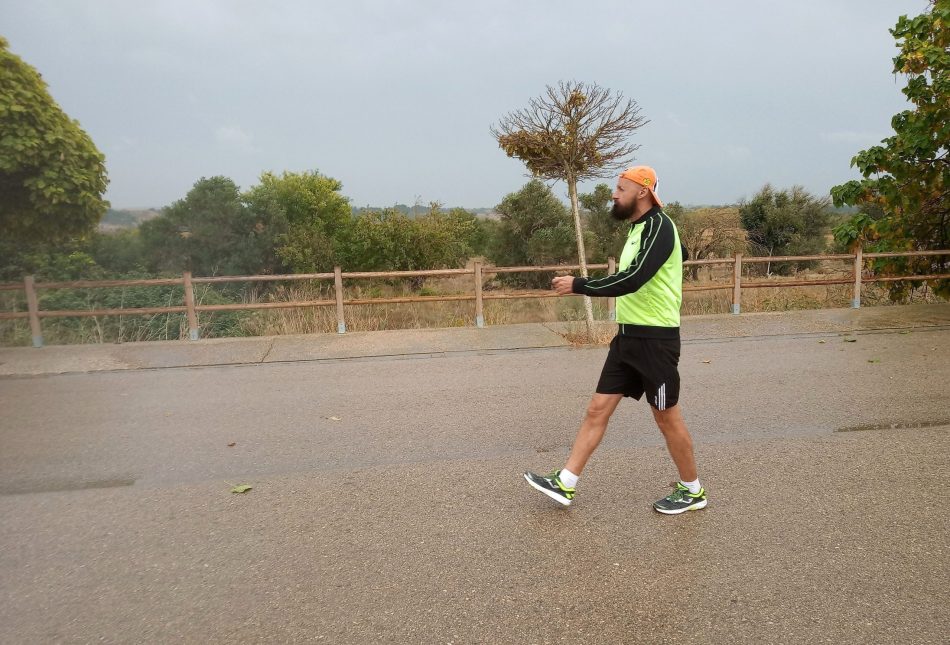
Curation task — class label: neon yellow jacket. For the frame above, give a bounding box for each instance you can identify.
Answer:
[572,206,683,338]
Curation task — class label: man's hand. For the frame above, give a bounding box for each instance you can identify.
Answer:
[551,275,575,295]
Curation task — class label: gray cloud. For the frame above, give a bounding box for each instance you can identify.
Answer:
[1,0,927,208]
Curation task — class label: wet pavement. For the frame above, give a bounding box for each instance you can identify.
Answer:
[1,304,948,643]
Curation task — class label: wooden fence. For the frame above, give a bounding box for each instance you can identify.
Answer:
[1,249,947,347]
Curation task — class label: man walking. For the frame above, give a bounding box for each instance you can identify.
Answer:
[523,166,706,515]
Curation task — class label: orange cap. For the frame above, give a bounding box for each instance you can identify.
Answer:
[619,166,663,207]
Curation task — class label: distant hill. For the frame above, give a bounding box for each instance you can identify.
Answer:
[351,204,498,219]
[99,208,161,231]
[99,205,501,231]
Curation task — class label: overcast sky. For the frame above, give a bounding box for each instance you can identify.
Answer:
[1,0,927,210]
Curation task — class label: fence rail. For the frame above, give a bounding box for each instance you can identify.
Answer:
[1,249,947,347]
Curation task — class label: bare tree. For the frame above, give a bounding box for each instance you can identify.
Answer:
[491,81,648,337]
[672,207,750,280]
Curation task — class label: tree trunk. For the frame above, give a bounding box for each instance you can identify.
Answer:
[567,176,596,339]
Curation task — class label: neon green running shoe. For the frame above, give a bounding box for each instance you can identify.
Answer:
[653,482,707,515]
[523,470,575,506]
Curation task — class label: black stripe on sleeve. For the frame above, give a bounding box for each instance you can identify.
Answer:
[572,213,675,298]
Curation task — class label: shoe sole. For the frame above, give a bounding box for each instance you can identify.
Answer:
[653,498,707,515]
[523,473,572,506]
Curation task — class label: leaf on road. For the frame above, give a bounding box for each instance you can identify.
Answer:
[227,442,236,447]
[868,359,881,364]
[231,484,253,494]
[701,360,711,364]
[328,416,342,421]
[818,340,826,344]
[844,338,857,343]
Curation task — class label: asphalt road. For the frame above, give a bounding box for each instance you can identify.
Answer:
[1,326,948,644]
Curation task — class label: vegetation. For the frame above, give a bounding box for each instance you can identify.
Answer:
[831,0,949,298]
[738,185,832,275]
[492,81,648,333]
[2,7,944,347]
[0,37,108,244]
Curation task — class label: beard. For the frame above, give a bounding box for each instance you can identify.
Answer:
[611,200,636,222]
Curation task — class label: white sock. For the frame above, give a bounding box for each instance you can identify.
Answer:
[559,468,579,488]
[681,478,702,495]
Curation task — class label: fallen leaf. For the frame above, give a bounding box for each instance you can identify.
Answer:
[818,340,826,344]
[227,442,236,447]
[844,338,857,343]
[231,484,252,494]
[701,360,711,364]
[868,359,881,364]
[899,330,911,335]
[329,416,342,421]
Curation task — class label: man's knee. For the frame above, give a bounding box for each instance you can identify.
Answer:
[652,404,683,431]
[585,396,618,421]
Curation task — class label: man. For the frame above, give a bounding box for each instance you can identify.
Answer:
[523,166,706,515]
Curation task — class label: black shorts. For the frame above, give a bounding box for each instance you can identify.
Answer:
[596,334,681,410]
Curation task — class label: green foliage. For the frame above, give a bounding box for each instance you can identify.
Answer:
[244,170,352,273]
[739,185,831,274]
[579,183,627,263]
[492,81,646,183]
[89,229,147,275]
[830,0,949,298]
[0,37,109,244]
[139,176,273,276]
[469,217,500,258]
[489,180,576,287]
[342,205,475,273]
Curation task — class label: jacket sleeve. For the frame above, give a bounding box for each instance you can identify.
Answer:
[571,215,675,298]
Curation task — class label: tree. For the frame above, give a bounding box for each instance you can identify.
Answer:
[0,37,108,243]
[739,185,831,275]
[579,183,627,264]
[139,176,271,276]
[492,81,648,334]
[831,0,949,298]
[339,206,474,290]
[489,180,576,287]
[668,206,748,279]
[89,229,146,275]
[243,170,352,274]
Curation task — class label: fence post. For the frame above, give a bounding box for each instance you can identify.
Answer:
[334,266,346,333]
[24,275,43,348]
[474,261,484,328]
[732,253,742,314]
[607,256,616,321]
[852,246,863,309]
[183,271,199,340]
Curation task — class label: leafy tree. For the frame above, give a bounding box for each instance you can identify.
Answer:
[0,37,108,243]
[243,170,352,273]
[489,180,576,287]
[469,216,501,259]
[139,176,271,276]
[415,206,478,269]
[739,185,831,275]
[342,206,474,280]
[579,183,627,264]
[492,81,648,333]
[831,0,949,298]
[88,229,146,275]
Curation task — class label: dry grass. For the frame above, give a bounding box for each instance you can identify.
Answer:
[1,265,943,347]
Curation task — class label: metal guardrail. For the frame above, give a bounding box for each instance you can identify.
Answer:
[1,249,947,347]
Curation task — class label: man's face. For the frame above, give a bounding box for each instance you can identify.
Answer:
[611,177,641,221]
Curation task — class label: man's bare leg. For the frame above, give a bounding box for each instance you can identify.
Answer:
[650,404,698,482]
[563,393,624,475]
